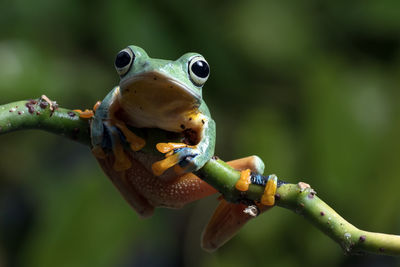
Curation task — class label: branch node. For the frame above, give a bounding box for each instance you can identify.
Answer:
[297,181,311,191]
[243,205,259,217]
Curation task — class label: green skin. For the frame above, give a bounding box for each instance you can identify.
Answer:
[91,45,216,173]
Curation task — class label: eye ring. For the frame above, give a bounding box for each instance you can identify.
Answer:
[188,56,210,86]
[115,48,135,76]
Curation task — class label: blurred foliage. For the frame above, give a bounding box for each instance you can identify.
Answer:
[1,0,400,266]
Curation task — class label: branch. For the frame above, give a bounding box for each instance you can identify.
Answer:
[1,97,400,256]
[0,97,91,146]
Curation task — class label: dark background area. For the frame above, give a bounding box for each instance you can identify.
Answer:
[1,0,400,266]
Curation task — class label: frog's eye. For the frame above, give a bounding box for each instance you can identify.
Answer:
[115,48,135,76]
[188,56,210,86]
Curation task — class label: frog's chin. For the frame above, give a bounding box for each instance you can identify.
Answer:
[117,71,201,131]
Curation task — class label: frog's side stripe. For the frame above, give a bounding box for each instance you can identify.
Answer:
[250,173,286,187]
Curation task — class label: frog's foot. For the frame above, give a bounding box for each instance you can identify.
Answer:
[113,121,146,151]
[235,169,252,191]
[261,174,278,206]
[233,156,277,206]
[151,142,198,176]
[235,171,278,206]
[202,155,272,252]
[73,100,102,119]
[74,109,94,119]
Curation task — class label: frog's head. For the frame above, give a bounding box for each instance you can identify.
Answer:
[114,45,210,117]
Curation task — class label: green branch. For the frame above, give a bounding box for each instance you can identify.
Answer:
[1,96,400,256]
[0,97,90,145]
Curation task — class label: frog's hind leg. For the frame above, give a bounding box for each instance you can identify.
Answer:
[201,155,274,252]
[96,156,155,218]
[227,155,265,174]
[234,155,277,207]
[201,199,273,252]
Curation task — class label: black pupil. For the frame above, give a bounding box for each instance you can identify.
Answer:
[191,60,209,78]
[115,51,132,68]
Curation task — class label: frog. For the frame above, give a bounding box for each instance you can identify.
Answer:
[74,45,277,251]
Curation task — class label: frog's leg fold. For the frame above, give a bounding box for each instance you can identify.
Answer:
[201,156,274,252]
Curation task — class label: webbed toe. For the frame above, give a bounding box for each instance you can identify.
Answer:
[152,142,200,176]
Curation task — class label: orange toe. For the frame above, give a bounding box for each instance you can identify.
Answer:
[235,169,251,192]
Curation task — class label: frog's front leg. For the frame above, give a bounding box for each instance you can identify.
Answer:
[106,121,133,171]
[152,114,216,176]
[107,89,146,153]
[74,101,101,119]
[91,87,145,171]
[94,119,145,172]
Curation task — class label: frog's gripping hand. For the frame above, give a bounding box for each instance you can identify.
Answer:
[90,87,146,171]
[152,118,216,176]
[74,101,101,119]
[151,143,200,176]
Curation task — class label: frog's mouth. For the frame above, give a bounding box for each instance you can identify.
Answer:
[118,71,201,129]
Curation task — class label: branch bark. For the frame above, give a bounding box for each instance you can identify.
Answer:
[1,96,399,256]
[0,97,90,145]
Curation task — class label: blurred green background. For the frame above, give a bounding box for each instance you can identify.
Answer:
[1,0,400,266]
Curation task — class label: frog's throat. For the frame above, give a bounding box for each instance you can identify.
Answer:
[119,71,201,105]
[116,71,202,131]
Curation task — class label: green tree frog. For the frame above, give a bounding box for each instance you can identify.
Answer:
[75,45,277,251]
